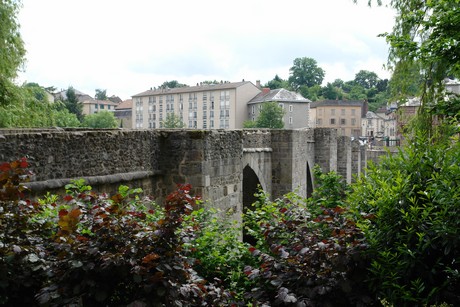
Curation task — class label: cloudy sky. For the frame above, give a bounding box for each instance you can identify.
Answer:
[17,0,395,100]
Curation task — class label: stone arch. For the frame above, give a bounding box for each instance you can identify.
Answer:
[306,162,314,198]
[243,164,262,212]
[243,164,262,245]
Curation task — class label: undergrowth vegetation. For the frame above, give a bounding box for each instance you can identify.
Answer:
[1,152,459,306]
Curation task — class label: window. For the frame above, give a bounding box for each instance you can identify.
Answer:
[318,109,323,116]
[341,109,345,116]
[251,105,255,114]
[279,103,284,109]
[100,104,105,109]
[330,118,336,125]
[289,117,293,124]
[331,109,335,116]
[351,109,356,116]
[340,118,346,125]
[289,105,293,112]
[317,118,322,125]
[351,118,356,126]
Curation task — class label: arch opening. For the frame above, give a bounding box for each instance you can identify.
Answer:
[243,164,262,245]
[306,162,313,198]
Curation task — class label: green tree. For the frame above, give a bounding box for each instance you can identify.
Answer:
[159,80,188,89]
[354,70,379,89]
[300,84,322,101]
[0,0,26,107]
[264,75,290,90]
[288,57,325,90]
[161,113,186,128]
[350,1,460,304]
[322,82,342,100]
[95,89,107,100]
[64,87,83,122]
[250,102,285,129]
[82,110,118,128]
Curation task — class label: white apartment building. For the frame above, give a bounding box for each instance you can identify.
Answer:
[132,81,261,129]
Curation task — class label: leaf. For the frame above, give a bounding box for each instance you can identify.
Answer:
[142,253,160,264]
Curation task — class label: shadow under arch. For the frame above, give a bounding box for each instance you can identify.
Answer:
[306,162,314,198]
[243,164,262,245]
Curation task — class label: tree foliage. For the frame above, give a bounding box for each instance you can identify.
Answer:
[0,0,25,80]
[94,89,107,100]
[0,83,80,128]
[288,57,325,90]
[264,75,290,90]
[245,102,285,129]
[349,131,460,305]
[0,0,26,107]
[82,110,118,128]
[159,80,188,89]
[354,70,380,89]
[63,87,84,122]
[161,113,186,128]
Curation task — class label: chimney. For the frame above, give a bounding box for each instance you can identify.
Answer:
[256,80,261,88]
[262,88,270,94]
[362,99,369,117]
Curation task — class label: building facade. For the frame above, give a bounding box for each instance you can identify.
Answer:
[82,99,120,115]
[247,88,311,129]
[131,81,261,129]
[114,99,133,128]
[310,100,364,137]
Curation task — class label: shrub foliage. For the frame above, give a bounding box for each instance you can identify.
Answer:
[349,132,460,305]
[243,168,376,306]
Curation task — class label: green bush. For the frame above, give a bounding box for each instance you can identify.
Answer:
[182,207,259,300]
[0,160,235,306]
[0,158,52,306]
[349,132,460,305]
[243,169,375,306]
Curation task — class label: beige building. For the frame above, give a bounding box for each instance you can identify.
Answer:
[131,81,261,129]
[82,99,119,115]
[114,99,133,128]
[247,88,311,129]
[310,100,364,137]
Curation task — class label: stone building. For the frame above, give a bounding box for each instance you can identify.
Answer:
[309,100,364,137]
[82,99,119,115]
[114,99,133,128]
[247,88,311,129]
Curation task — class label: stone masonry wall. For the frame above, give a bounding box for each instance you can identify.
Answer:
[313,128,338,174]
[0,128,357,217]
[0,129,161,195]
[337,136,352,183]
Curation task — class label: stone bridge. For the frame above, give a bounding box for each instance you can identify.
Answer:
[0,128,366,217]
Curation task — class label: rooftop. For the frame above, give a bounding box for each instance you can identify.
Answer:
[132,81,255,97]
[248,88,310,104]
[310,100,364,108]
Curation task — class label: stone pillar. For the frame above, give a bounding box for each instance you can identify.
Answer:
[314,128,337,173]
[337,136,352,183]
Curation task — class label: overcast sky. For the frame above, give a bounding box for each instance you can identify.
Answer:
[17,0,395,100]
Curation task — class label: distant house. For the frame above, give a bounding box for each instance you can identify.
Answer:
[54,89,93,103]
[82,99,119,115]
[114,99,133,128]
[131,81,261,129]
[310,100,364,137]
[247,88,311,129]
